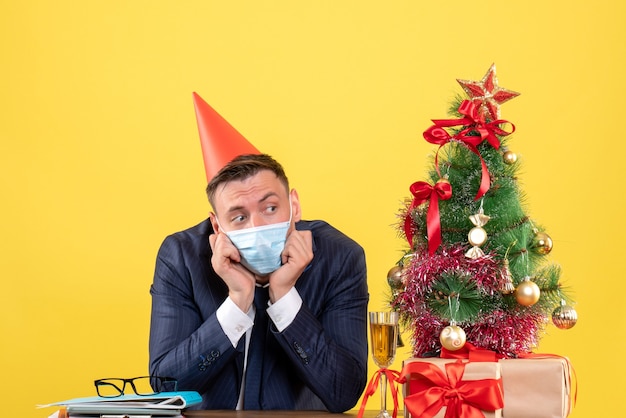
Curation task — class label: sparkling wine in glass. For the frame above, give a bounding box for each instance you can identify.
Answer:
[369,311,399,418]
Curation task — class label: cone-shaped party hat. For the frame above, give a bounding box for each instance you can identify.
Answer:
[193,92,260,182]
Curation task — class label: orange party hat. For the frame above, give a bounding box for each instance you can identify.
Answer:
[193,92,260,182]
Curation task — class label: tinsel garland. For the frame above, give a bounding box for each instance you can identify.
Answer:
[392,245,547,358]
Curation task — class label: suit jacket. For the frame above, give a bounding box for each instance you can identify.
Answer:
[149,219,369,412]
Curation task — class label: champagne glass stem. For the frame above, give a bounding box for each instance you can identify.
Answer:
[380,371,388,415]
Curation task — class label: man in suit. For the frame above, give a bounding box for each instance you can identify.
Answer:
[148,95,368,412]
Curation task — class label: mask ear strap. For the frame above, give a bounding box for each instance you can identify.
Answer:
[211,212,225,233]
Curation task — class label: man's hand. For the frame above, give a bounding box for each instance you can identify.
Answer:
[209,231,256,312]
[268,229,313,303]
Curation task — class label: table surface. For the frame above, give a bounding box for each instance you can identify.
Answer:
[184,410,397,418]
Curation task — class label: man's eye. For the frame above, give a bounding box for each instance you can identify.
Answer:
[232,215,246,223]
[266,206,278,214]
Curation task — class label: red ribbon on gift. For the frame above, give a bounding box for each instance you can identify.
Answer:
[403,179,452,255]
[357,368,401,418]
[398,360,504,418]
[423,100,515,200]
[440,342,505,362]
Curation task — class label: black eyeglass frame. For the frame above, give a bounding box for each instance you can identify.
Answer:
[94,376,178,398]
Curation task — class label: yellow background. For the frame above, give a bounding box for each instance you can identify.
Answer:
[1,1,623,417]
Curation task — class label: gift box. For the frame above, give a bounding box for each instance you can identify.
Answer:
[401,358,504,418]
[498,356,573,418]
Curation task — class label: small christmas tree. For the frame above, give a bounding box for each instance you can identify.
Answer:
[390,64,578,358]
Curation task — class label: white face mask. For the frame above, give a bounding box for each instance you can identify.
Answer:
[216,200,292,276]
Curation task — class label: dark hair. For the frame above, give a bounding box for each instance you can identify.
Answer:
[206,154,290,208]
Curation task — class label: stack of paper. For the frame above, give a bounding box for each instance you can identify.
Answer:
[39,391,202,418]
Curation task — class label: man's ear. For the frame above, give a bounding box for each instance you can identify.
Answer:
[289,189,302,223]
[209,212,220,233]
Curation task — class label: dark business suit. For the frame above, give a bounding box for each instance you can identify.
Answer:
[149,219,369,412]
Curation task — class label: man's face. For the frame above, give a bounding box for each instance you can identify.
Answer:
[212,169,300,233]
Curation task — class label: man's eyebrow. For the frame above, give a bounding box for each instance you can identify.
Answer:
[259,191,279,202]
[225,192,280,213]
[225,204,245,214]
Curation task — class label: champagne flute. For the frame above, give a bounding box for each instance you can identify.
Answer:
[369,311,399,418]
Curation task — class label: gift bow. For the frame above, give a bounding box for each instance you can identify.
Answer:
[442,346,577,415]
[440,342,505,362]
[357,368,401,418]
[423,100,515,200]
[403,179,452,255]
[398,360,504,418]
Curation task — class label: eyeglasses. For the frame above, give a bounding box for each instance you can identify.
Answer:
[94,376,178,398]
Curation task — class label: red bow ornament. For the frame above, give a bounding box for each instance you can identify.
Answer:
[398,360,504,418]
[404,179,452,255]
[423,100,515,200]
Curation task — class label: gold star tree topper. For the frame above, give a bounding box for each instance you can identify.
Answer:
[457,63,520,121]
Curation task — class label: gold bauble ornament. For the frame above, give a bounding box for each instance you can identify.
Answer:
[436,177,451,187]
[439,324,467,351]
[515,277,541,306]
[531,230,553,255]
[387,265,405,291]
[503,150,518,165]
[552,300,578,329]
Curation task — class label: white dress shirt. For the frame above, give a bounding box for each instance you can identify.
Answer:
[215,285,302,409]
